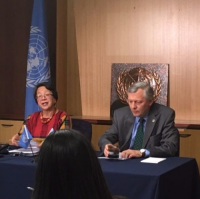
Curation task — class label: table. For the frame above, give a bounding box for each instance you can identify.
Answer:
[0,155,199,199]
[100,157,200,199]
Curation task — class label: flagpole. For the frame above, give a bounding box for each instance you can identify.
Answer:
[24,125,35,157]
[29,142,35,157]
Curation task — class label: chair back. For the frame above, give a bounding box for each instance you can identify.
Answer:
[71,118,92,141]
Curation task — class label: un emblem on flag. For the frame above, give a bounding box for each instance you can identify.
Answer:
[22,136,28,143]
[26,26,50,88]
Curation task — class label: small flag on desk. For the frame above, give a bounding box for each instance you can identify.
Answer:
[24,0,51,118]
[18,125,33,149]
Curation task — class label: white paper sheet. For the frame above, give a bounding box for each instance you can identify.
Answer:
[9,147,39,154]
[141,157,166,164]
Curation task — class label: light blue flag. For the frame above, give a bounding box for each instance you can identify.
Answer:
[18,125,33,149]
[25,0,51,118]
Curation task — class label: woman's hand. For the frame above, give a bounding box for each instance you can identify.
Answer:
[37,140,44,148]
[11,134,20,146]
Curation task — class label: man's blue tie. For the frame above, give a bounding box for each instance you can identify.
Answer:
[132,118,144,150]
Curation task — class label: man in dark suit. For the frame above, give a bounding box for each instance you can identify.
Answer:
[98,82,179,158]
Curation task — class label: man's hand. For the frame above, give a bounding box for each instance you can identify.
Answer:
[120,149,142,158]
[104,144,120,157]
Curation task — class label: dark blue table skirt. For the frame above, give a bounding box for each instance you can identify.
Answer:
[0,156,36,199]
[0,155,199,199]
[99,157,200,199]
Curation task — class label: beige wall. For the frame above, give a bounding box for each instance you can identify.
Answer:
[57,0,200,122]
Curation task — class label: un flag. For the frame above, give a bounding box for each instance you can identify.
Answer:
[24,0,51,118]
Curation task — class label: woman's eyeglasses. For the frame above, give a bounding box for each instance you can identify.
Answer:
[36,93,53,99]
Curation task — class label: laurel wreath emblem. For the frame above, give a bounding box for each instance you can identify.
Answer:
[116,68,161,104]
[26,70,50,88]
[30,26,41,34]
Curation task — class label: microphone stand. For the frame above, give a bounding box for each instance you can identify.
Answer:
[29,142,37,163]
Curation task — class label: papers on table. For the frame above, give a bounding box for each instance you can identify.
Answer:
[98,152,128,161]
[98,157,128,161]
[98,152,166,163]
[141,157,166,164]
[9,140,40,156]
[9,147,39,156]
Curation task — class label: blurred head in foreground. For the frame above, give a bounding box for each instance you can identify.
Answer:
[32,129,112,199]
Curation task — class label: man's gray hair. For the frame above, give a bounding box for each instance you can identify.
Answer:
[127,82,154,100]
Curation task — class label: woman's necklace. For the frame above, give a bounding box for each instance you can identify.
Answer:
[40,109,56,124]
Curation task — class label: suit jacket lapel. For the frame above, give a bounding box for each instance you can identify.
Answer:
[120,110,135,150]
[143,103,158,147]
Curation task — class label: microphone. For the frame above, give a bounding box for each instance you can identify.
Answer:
[0,143,9,155]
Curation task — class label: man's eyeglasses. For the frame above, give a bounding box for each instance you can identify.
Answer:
[36,93,53,99]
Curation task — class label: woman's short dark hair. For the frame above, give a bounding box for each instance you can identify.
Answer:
[33,82,58,104]
[32,129,112,199]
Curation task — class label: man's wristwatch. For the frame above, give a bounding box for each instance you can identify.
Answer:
[140,149,146,157]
